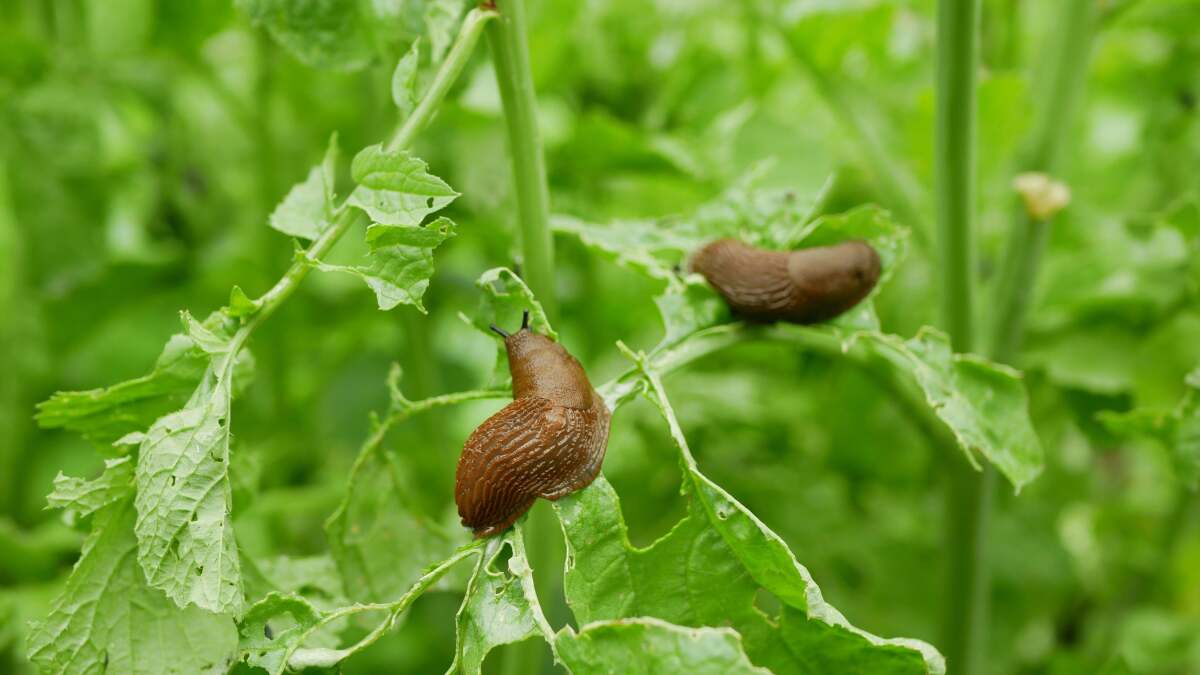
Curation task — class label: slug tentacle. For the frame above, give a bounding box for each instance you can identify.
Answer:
[454,316,610,537]
[690,238,881,324]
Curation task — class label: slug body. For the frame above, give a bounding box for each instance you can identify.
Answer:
[455,314,610,537]
[690,238,881,324]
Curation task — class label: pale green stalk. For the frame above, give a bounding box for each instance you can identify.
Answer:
[486,2,561,672]
[934,2,989,674]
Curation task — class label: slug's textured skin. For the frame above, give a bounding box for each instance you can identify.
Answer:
[455,316,610,537]
[690,238,882,324]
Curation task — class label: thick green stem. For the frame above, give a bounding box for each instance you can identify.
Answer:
[486,3,560,672]
[935,2,987,674]
[486,0,557,321]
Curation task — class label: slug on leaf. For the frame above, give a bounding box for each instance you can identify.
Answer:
[455,311,611,537]
[690,238,881,324]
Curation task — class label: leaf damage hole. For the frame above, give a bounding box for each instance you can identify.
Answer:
[754,587,782,623]
[714,502,734,520]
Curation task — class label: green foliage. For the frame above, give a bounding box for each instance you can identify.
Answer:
[4,1,1199,674]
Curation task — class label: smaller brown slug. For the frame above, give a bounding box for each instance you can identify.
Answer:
[689,238,882,324]
[455,311,611,537]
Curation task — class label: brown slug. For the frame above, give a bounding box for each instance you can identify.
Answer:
[689,238,882,324]
[455,311,611,537]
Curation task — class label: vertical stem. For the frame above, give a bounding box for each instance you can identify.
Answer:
[487,2,559,673]
[0,160,24,518]
[988,0,1096,361]
[486,0,557,321]
[935,2,986,675]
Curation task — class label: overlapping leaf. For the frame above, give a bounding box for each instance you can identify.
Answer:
[316,145,460,312]
[551,357,945,674]
[27,499,237,675]
[131,312,246,614]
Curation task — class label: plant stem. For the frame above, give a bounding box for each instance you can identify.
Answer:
[238,6,497,333]
[934,1,987,674]
[486,3,560,672]
[988,0,1096,362]
[486,0,557,321]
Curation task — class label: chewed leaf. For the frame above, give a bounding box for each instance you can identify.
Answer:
[847,327,1044,490]
[27,500,236,674]
[466,267,556,340]
[555,475,943,675]
[555,618,769,675]
[313,217,457,312]
[448,529,554,674]
[461,267,556,385]
[653,284,730,351]
[238,592,324,674]
[554,182,908,289]
[36,310,252,446]
[47,456,134,526]
[351,145,457,196]
[134,357,243,613]
[346,146,458,227]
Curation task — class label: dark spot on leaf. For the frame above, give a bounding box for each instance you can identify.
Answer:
[196,565,204,576]
[264,623,274,640]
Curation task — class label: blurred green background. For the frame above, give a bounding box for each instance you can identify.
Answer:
[1,0,1198,673]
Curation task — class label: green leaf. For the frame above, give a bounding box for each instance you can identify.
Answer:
[351,144,457,199]
[837,327,1044,490]
[235,0,375,70]
[1101,367,1200,487]
[555,618,769,675]
[226,286,262,319]
[327,367,503,604]
[237,592,323,674]
[554,354,945,674]
[653,284,730,350]
[392,39,421,118]
[269,136,339,240]
[448,528,554,674]
[554,186,908,289]
[133,314,248,613]
[240,544,479,675]
[465,267,556,339]
[46,456,134,526]
[27,499,236,674]
[326,441,468,602]
[422,0,463,64]
[311,217,457,311]
[460,267,557,385]
[35,311,251,446]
